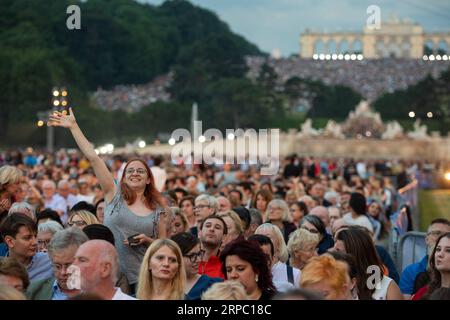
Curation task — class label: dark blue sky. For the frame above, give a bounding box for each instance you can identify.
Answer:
[140,0,450,56]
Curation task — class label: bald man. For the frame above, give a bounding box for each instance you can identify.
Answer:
[309,206,331,233]
[71,240,135,300]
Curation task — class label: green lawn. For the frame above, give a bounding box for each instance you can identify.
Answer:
[418,190,450,231]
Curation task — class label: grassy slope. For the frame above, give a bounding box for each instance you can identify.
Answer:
[418,190,450,231]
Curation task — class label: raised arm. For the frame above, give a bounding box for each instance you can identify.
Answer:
[49,108,116,202]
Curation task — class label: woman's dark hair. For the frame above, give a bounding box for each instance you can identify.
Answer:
[232,207,251,231]
[94,198,105,211]
[301,215,326,238]
[423,232,450,299]
[335,227,383,300]
[414,271,430,294]
[171,232,199,256]
[219,240,277,295]
[252,189,273,210]
[83,224,115,246]
[120,158,165,210]
[36,209,63,227]
[429,287,450,300]
[71,201,96,215]
[293,201,308,215]
[248,234,274,257]
[326,250,358,280]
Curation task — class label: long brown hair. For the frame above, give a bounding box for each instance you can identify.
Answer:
[120,159,164,210]
[252,189,273,211]
[424,232,450,299]
[336,227,384,300]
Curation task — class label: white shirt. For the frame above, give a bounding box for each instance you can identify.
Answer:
[150,166,167,192]
[58,193,81,224]
[112,288,137,300]
[271,261,301,288]
[44,194,67,220]
[356,162,367,179]
[274,281,295,293]
[372,276,393,300]
[343,213,374,233]
[76,194,95,204]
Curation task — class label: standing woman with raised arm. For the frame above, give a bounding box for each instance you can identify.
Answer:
[49,108,169,293]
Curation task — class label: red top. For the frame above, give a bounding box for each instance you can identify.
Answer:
[412,285,428,300]
[198,255,224,279]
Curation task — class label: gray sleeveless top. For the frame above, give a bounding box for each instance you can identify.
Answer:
[104,187,164,285]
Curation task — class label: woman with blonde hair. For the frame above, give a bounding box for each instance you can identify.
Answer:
[169,207,189,237]
[217,210,244,250]
[255,223,301,288]
[0,165,23,223]
[287,228,320,270]
[265,199,296,244]
[67,210,100,229]
[137,239,186,300]
[202,281,249,300]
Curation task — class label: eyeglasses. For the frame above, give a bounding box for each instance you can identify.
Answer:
[53,263,73,272]
[125,168,147,175]
[194,205,210,210]
[301,226,319,234]
[68,221,87,227]
[38,239,51,247]
[184,250,205,263]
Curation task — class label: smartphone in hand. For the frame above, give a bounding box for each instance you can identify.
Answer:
[127,234,141,245]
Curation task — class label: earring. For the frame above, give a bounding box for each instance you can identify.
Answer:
[255,275,259,282]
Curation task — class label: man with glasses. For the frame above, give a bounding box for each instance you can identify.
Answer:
[171,232,222,300]
[27,228,88,300]
[192,195,218,238]
[399,218,450,298]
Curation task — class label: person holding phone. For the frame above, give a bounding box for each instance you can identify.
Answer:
[48,108,169,294]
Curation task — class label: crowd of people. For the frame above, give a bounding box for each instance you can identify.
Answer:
[246,56,450,102]
[92,74,172,112]
[0,108,449,301]
[87,56,450,114]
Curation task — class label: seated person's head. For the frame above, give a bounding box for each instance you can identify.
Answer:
[0,214,37,259]
[36,209,63,227]
[202,281,248,300]
[0,257,29,292]
[300,255,352,300]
